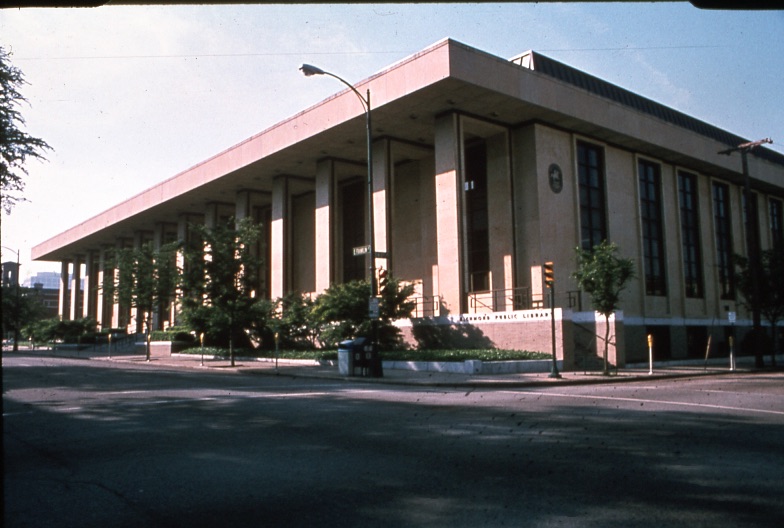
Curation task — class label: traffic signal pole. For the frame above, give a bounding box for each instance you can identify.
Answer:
[544,262,561,379]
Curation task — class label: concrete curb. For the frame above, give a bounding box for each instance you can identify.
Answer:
[4,347,767,389]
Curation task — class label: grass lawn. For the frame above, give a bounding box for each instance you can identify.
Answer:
[180,347,550,362]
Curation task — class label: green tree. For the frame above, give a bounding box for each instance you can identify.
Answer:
[180,217,266,366]
[311,276,417,349]
[735,246,784,367]
[23,317,96,345]
[1,46,51,214]
[109,241,179,360]
[311,280,370,348]
[572,241,635,375]
[2,285,45,348]
[275,292,319,350]
[23,317,60,346]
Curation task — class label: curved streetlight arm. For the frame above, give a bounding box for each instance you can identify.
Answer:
[299,64,370,111]
[300,63,376,296]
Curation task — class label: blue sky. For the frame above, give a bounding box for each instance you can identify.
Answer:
[1,3,783,280]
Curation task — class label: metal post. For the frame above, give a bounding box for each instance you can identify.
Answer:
[719,138,772,368]
[729,335,736,372]
[274,331,279,372]
[549,284,561,379]
[648,334,653,375]
[300,64,382,377]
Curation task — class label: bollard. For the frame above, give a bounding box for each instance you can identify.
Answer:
[729,335,736,372]
[647,334,653,375]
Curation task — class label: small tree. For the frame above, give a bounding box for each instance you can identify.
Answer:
[275,292,319,350]
[311,276,417,349]
[1,46,52,214]
[180,217,265,366]
[310,280,370,348]
[111,241,179,360]
[735,246,784,367]
[2,285,45,347]
[572,241,635,375]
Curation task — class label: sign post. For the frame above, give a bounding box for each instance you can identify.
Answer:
[728,311,736,371]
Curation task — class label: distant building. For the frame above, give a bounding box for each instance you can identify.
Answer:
[23,271,62,290]
[2,261,20,288]
[31,39,784,368]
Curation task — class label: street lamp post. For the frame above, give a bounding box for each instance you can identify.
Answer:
[301,64,382,375]
[2,246,21,352]
[299,64,376,298]
[719,138,773,368]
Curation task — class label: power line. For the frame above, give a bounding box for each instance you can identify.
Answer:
[13,45,727,61]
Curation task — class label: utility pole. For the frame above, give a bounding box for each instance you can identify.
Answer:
[719,138,773,368]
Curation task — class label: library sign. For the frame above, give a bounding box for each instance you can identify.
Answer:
[446,309,556,325]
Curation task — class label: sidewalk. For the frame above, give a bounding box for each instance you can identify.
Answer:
[6,345,763,388]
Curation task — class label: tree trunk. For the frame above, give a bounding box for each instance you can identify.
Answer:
[145,312,151,362]
[603,313,611,376]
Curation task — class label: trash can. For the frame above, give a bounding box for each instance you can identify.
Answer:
[338,338,383,378]
[338,339,354,376]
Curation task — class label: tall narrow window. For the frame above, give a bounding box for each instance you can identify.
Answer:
[743,192,761,263]
[639,160,666,296]
[577,141,607,250]
[713,182,734,299]
[678,170,703,298]
[770,198,783,251]
[340,180,366,283]
[465,140,490,291]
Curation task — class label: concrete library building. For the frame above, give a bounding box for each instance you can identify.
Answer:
[33,39,784,369]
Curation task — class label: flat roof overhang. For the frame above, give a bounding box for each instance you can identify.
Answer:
[32,38,781,263]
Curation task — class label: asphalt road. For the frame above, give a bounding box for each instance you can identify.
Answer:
[3,354,784,527]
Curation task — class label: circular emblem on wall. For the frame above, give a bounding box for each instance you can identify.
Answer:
[548,163,563,194]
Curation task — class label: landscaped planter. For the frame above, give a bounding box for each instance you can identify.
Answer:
[381,359,562,375]
[135,340,195,357]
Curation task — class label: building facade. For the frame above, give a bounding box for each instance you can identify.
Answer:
[32,39,784,367]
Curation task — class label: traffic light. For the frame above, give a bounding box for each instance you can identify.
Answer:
[377,267,389,295]
[543,261,555,288]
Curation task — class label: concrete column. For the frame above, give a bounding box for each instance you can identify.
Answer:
[130,233,147,333]
[372,138,391,275]
[235,190,252,221]
[152,224,166,331]
[111,240,125,330]
[96,249,106,330]
[176,214,203,326]
[315,159,334,293]
[271,176,289,299]
[204,203,220,229]
[486,131,515,309]
[69,256,82,321]
[82,251,96,319]
[434,113,464,314]
[58,259,70,320]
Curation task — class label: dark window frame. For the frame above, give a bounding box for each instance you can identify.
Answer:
[712,182,734,300]
[464,139,490,292]
[577,140,608,250]
[639,159,667,296]
[339,179,366,283]
[677,170,704,298]
[770,197,783,251]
